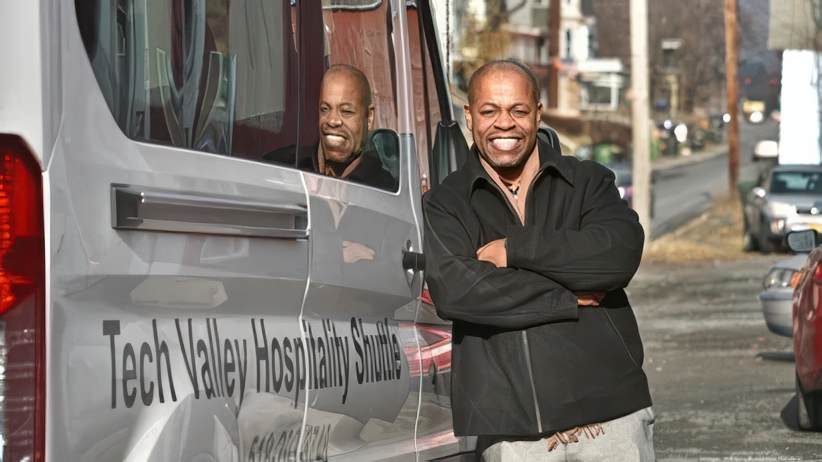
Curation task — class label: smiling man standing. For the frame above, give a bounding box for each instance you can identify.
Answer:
[423,59,654,461]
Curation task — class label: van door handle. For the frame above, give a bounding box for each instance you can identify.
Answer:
[402,250,425,273]
[111,184,309,239]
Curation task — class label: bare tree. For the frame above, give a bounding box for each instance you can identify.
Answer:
[647,0,727,114]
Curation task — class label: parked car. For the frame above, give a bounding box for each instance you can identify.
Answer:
[758,254,805,337]
[743,164,822,253]
[743,99,767,123]
[785,230,822,429]
[753,140,779,162]
[608,162,634,208]
[569,144,653,216]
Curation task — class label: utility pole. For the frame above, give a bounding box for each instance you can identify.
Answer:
[725,0,739,196]
[630,0,651,248]
[548,0,561,108]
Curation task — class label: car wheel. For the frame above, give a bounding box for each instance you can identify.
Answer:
[757,220,774,254]
[798,377,820,430]
[742,220,758,252]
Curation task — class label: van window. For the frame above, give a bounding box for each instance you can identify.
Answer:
[295,0,399,189]
[319,0,397,132]
[74,0,299,164]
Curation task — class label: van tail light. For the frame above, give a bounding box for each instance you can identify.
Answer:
[0,135,45,462]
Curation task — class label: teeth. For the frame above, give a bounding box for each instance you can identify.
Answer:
[324,135,345,146]
[492,138,518,150]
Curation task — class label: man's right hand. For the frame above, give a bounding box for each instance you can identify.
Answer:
[574,291,606,306]
[342,241,375,263]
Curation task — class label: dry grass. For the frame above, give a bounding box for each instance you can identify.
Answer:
[642,194,755,264]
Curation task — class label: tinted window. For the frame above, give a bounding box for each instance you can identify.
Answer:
[74,0,299,163]
[294,0,399,191]
[318,0,396,134]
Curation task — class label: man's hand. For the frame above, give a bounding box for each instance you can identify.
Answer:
[342,241,375,263]
[477,239,507,268]
[478,240,604,305]
[574,291,606,306]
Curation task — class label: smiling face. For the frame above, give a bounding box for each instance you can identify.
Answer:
[465,67,542,177]
[318,70,375,164]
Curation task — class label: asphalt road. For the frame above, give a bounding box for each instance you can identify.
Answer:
[650,119,780,240]
[630,256,822,461]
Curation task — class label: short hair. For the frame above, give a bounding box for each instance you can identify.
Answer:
[323,64,373,108]
[467,59,541,107]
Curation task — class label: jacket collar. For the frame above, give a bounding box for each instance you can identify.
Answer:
[466,137,575,187]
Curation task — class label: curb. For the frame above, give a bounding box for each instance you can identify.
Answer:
[652,142,728,172]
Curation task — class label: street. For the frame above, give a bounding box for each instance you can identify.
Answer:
[634,116,822,460]
[631,256,822,461]
[651,118,779,240]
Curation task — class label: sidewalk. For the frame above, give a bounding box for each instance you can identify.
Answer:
[651,141,728,171]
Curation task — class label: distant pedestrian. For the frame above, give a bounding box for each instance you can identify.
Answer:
[423,59,654,461]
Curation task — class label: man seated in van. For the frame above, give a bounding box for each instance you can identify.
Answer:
[265,64,397,192]
[316,65,396,191]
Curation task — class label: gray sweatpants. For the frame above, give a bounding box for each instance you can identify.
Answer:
[481,407,655,462]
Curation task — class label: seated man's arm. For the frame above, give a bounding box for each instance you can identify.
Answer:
[504,163,644,292]
[423,194,579,329]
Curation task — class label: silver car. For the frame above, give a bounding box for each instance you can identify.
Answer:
[744,164,822,253]
[758,254,805,337]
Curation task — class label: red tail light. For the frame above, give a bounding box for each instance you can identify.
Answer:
[0,135,45,462]
[814,264,822,285]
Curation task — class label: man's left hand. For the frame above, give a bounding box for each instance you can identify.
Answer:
[574,291,606,306]
[477,239,507,268]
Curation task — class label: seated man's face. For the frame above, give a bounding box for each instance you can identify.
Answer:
[318,72,375,164]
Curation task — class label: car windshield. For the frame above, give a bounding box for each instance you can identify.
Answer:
[770,171,822,194]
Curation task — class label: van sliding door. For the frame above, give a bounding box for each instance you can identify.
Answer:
[297,0,425,460]
[51,1,310,460]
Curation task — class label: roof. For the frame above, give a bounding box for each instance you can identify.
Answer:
[773,164,822,172]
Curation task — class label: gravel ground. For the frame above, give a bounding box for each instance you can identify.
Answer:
[630,198,822,461]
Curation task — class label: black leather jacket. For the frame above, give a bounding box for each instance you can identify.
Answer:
[423,139,652,437]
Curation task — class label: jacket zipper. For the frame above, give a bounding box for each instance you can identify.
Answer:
[521,167,548,432]
[521,331,543,433]
[483,163,551,432]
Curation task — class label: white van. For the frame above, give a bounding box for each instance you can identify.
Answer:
[0,0,470,460]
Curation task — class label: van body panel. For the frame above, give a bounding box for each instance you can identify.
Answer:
[0,2,46,166]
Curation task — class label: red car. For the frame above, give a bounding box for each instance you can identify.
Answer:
[787,229,822,429]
